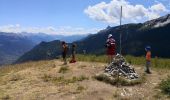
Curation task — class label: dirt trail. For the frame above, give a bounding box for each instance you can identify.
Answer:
[0,60,169,100]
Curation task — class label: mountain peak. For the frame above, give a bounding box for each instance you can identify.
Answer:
[106,25,112,29]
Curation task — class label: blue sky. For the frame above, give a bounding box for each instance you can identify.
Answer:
[0,0,169,35]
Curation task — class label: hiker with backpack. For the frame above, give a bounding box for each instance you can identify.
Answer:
[145,46,152,74]
[105,34,116,64]
[61,41,68,65]
[70,43,77,63]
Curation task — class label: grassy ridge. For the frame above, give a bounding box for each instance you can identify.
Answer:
[76,54,170,69]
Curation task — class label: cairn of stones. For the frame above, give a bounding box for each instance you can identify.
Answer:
[105,54,139,80]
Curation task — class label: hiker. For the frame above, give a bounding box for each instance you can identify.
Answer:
[105,34,116,64]
[145,46,151,74]
[83,50,86,55]
[70,43,77,63]
[61,41,68,65]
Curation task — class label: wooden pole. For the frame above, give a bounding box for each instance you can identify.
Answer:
[116,6,123,100]
[119,6,122,54]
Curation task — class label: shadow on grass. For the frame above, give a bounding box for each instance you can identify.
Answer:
[94,73,146,86]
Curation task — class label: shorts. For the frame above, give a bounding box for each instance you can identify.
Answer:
[62,52,66,58]
[107,49,115,55]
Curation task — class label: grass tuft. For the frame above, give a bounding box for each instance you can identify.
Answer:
[58,66,69,73]
[1,95,10,100]
[8,74,23,82]
[159,76,170,96]
[77,85,86,92]
[42,74,52,82]
[42,75,89,85]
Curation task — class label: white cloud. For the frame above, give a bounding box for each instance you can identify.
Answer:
[47,26,56,31]
[0,24,99,36]
[147,12,160,20]
[150,3,167,12]
[84,0,168,24]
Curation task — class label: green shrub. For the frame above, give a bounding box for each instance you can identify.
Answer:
[159,76,170,96]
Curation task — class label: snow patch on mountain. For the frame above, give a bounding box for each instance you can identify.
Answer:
[141,14,170,29]
[154,18,170,28]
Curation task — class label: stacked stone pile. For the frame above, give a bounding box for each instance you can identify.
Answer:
[105,54,139,80]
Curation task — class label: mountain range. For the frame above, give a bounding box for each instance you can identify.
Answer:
[0,32,86,65]
[16,14,170,63]
[76,14,170,56]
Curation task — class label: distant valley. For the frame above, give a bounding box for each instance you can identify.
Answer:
[0,32,86,65]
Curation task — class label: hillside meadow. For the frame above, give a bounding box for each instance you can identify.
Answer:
[0,55,170,99]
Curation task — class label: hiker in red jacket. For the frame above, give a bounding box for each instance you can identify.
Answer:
[106,34,116,64]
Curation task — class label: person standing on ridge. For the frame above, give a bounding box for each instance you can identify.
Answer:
[105,34,116,64]
[61,41,68,65]
[145,46,152,74]
[70,43,77,63]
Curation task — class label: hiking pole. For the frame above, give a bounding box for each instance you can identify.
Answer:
[116,6,123,89]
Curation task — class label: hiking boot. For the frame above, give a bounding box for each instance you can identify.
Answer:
[147,71,152,74]
[69,60,76,63]
[145,71,151,74]
[63,62,67,65]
